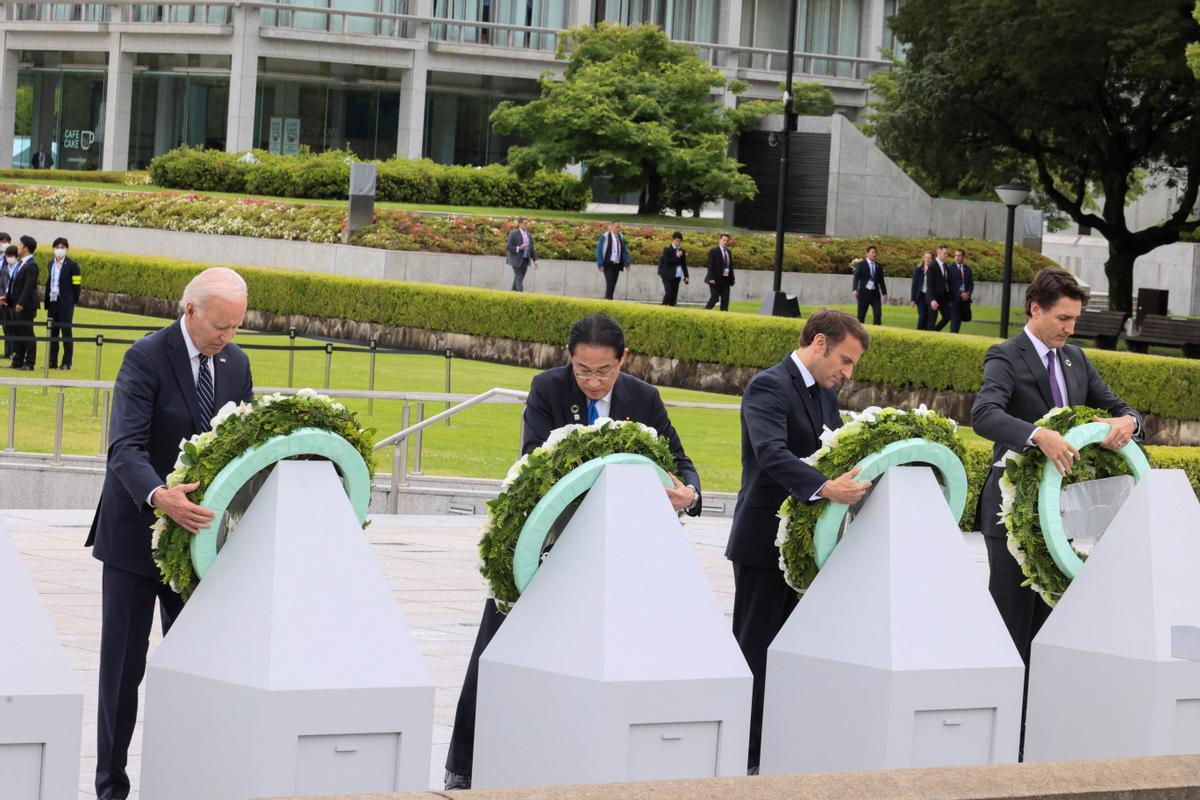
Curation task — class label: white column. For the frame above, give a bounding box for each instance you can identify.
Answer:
[0,30,17,169]
[863,0,885,60]
[567,0,592,28]
[225,5,261,153]
[719,0,744,69]
[396,0,430,159]
[101,29,134,171]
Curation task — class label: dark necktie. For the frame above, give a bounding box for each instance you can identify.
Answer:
[197,354,215,431]
[1045,350,1065,407]
[808,382,820,400]
[587,398,598,424]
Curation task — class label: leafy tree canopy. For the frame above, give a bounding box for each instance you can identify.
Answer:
[869,0,1200,311]
[491,23,775,215]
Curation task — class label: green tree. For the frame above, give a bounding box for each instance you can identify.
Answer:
[869,0,1200,312]
[789,82,835,117]
[491,23,774,215]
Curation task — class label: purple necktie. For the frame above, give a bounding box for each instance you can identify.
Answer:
[1045,350,1065,407]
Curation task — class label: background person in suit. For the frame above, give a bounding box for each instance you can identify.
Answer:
[87,268,253,800]
[8,235,40,370]
[971,269,1141,749]
[705,233,736,311]
[658,232,688,305]
[594,221,630,299]
[851,244,888,325]
[949,248,974,333]
[504,218,538,292]
[726,309,872,772]
[445,312,702,790]
[0,234,13,361]
[910,250,934,330]
[929,244,954,331]
[45,236,82,369]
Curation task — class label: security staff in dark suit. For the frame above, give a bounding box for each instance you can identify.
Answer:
[726,309,872,772]
[851,245,888,325]
[930,244,954,331]
[445,312,702,790]
[504,218,538,292]
[8,235,41,370]
[87,268,254,800]
[971,269,1141,668]
[910,250,934,330]
[594,221,630,300]
[949,248,974,333]
[705,233,735,311]
[0,232,11,360]
[658,232,688,306]
[45,236,82,369]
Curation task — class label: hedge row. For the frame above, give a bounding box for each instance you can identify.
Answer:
[0,168,150,185]
[147,148,591,212]
[69,248,1200,422]
[0,183,1055,279]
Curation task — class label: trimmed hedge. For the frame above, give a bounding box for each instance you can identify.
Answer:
[0,168,150,185]
[147,147,591,212]
[69,248,1200,422]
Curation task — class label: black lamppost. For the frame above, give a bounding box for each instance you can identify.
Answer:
[995,182,1030,339]
[759,0,800,318]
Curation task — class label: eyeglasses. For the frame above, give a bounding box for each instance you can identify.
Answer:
[573,367,616,380]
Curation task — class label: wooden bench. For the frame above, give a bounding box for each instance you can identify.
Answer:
[1070,309,1128,350]
[1125,314,1200,358]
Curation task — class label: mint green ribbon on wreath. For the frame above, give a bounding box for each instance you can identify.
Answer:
[190,427,372,579]
[812,437,969,569]
[1037,421,1150,580]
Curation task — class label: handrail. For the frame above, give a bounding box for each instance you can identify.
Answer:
[373,387,528,449]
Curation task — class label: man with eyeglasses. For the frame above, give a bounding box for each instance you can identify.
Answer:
[444,312,701,790]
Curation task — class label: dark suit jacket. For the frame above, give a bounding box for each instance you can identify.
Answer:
[953,262,974,297]
[705,247,735,285]
[658,245,688,281]
[521,363,701,515]
[726,356,841,568]
[87,320,254,576]
[852,259,887,295]
[8,256,39,311]
[928,260,952,304]
[910,265,927,303]
[505,228,537,267]
[971,330,1142,537]
[44,256,81,308]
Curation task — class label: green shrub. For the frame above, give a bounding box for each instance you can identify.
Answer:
[71,248,1200,422]
[0,168,149,185]
[148,147,249,193]
[376,159,441,203]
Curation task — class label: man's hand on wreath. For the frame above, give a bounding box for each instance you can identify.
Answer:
[1033,428,1081,475]
[1093,414,1137,451]
[152,482,216,534]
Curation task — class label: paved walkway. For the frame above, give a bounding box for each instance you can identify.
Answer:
[4,509,989,799]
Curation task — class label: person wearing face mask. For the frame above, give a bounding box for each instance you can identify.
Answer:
[45,237,82,370]
[7,235,40,370]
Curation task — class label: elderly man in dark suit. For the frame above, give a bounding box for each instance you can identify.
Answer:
[726,309,872,773]
[594,221,630,300]
[8,235,41,370]
[445,312,702,790]
[87,267,254,800]
[504,218,538,292]
[851,244,888,325]
[45,236,82,369]
[972,268,1141,668]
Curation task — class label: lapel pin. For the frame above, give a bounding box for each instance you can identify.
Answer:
[1064,358,1072,367]
[570,403,580,421]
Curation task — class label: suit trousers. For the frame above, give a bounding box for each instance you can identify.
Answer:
[0,306,11,358]
[445,598,507,777]
[933,296,954,331]
[661,276,681,305]
[948,300,964,333]
[10,309,36,367]
[856,290,882,325]
[602,264,623,299]
[705,281,731,311]
[96,563,184,800]
[510,261,529,292]
[47,300,75,366]
[732,560,798,770]
[915,294,931,330]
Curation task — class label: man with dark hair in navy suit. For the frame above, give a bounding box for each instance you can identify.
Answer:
[87,267,254,800]
[444,312,702,790]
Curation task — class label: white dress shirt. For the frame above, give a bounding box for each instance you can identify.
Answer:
[790,351,827,501]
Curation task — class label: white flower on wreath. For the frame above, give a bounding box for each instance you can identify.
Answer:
[850,405,884,424]
[500,454,531,491]
[802,445,832,467]
[774,514,790,549]
[1005,533,1026,567]
[1038,406,1071,425]
[912,403,932,417]
[635,422,659,440]
[211,400,242,430]
[589,416,614,431]
[296,388,318,399]
[150,516,168,550]
[542,424,583,450]
[818,425,839,448]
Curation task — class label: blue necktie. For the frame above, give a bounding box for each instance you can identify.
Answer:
[587,399,598,424]
[197,354,215,431]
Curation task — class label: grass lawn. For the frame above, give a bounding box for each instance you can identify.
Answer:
[725,300,1028,338]
[0,177,730,230]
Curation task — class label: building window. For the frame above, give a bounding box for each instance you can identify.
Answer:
[741,0,864,76]
[13,52,108,171]
[259,0,407,35]
[429,0,565,49]
[881,0,906,59]
[595,0,720,44]
[254,60,403,160]
[422,72,537,165]
[127,55,232,170]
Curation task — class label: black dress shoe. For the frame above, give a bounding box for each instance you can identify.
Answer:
[444,770,471,790]
[59,364,71,370]
[16,364,33,371]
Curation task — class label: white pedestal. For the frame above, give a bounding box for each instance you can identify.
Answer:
[0,516,83,800]
[761,467,1024,774]
[474,463,752,790]
[139,461,434,800]
[1025,469,1200,762]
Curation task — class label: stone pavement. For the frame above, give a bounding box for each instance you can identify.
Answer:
[4,509,990,800]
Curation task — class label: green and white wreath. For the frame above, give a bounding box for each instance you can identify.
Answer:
[480,418,677,613]
[776,405,968,595]
[152,389,376,600]
[998,405,1148,607]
